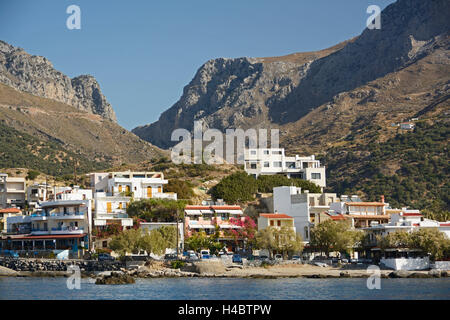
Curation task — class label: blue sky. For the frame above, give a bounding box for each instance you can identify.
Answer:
[0,0,395,130]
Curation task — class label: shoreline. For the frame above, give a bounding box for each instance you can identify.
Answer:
[2,264,449,280]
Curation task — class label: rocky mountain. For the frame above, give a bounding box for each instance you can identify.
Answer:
[0,42,167,174]
[133,0,449,149]
[0,40,116,122]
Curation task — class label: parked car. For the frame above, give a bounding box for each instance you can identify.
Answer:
[164,253,177,261]
[259,255,269,262]
[341,258,349,264]
[188,253,199,261]
[98,253,115,261]
[232,254,243,264]
[200,250,210,259]
[291,255,301,261]
[274,254,283,262]
[350,258,358,264]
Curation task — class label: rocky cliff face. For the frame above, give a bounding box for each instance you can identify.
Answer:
[133,0,449,149]
[0,40,117,122]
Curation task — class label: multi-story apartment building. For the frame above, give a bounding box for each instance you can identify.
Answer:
[89,171,176,200]
[93,193,133,229]
[329,195,390,228]
[244,148,326,189]
[1,186,92,257]
[0,173,26,209]
[184,204,245,251]
[89,171,177,231]
[272,186,338,242]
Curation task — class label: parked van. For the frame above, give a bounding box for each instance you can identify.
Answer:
[200,249,210,259]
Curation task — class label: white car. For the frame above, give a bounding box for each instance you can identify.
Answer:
[274,254,283,261]
[314,262,328,268]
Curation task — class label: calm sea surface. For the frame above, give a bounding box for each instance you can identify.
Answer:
[1,277,449,300]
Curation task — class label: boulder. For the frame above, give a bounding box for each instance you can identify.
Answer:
[95,272,135,285]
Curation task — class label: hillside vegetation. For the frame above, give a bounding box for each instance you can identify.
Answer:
[324,120,449,211]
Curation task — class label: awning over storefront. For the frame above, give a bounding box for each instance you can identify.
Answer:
[4,234,86,240]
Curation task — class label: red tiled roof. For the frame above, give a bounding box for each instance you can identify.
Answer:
[0,208,21,213]
[260,213,293,219]
[402,213,422,217]
[440,223,450,227]
[330,215,347,221]
[345,202,385,206]
[185,205,241,210]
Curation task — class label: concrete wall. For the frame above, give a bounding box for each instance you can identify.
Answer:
[381,257,430,271]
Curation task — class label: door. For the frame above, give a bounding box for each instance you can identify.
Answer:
[106,202,112,213]
[147,186,152,198]
[158,186,162,194]
[118,185,122,193]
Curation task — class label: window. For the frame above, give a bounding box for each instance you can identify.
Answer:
[203,214,212,221]
[273,161,282,168]
[264,162,270,168]
[263,150,269,155]
[221,213,229,221]
[286,162,295,169]
[272,150,282,155]
[250,163,257,169]
[250,150,257,155]
[102,241,108,248]
[190,215,199,221]
[270,220,274,226]
[311,173,321,179]
[277,220,281,227]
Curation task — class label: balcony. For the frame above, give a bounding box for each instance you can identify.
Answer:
[31,212,85,221]
[31,226,84,235]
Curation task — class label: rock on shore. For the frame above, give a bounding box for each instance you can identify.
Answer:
[95,272,135,285]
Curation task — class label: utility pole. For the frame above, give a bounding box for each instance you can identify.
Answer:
[176,208,179,257]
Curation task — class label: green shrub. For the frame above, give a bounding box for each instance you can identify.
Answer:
[171,260,186,269]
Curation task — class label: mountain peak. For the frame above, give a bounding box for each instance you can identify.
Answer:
[0,40,117,122]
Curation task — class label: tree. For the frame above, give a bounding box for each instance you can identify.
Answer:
[377,228,450,261]
[140,230,167,255]
[184,231,223,254]
[164,179,194,200]
[255,227,304,259]
[377,230,411,250]
[409,228,450,261]
[109,229,142,256]
[126,198,187,222]
[109,226,179,256]
[209,172,258,203]
[277,226,304,258]
[227,216,257,249]
[309,220,361,257]
[255,227,278,259]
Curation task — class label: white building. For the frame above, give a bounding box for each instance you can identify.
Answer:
[93,193,133,229]
[27,183,54,209]
[89,171,177,200]
[364,209,450,241]
[244,148,326,189]
[0,173,26,209]
[272,186,338,242]
[89,171,177,231]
